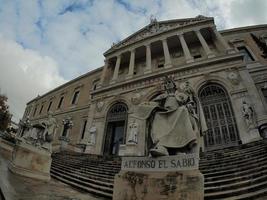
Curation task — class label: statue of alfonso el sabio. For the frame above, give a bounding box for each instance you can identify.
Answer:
[113,77,207,200]
[135,76,207,158]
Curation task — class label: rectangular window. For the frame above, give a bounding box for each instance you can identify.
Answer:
[33,106,38,117]
[262,88,267,103]
[57,96,64,109]
[237,46,255,62]
[47,101,53,112]
[39,105,44,114]
[81,120,87,140]
[71,91,80,105]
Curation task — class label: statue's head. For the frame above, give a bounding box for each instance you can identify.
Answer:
[163,76,176,94]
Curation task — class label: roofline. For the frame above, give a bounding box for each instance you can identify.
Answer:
[220,24,267,35]
[104,16,214,56]
[27,66,103,105]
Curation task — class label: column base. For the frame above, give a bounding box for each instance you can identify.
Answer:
[185,58,194,64]
[126,74,133,80]
[226,48,236,54]
[207,53,216,59]
[164,63,172,69]
[110,79,116,84]
[144,68,152,74]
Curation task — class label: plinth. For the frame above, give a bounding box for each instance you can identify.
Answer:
[113,154,204,200]
[8,142,51,181]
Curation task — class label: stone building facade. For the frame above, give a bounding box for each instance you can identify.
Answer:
[21,16,267,156]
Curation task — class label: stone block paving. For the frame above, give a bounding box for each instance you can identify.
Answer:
[0,155,106,200]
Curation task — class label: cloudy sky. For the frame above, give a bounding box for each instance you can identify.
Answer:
[0,0,267,122]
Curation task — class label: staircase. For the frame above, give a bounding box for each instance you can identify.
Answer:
[200,140,267,200]
[50,140,267,199]
[51,152,121,198]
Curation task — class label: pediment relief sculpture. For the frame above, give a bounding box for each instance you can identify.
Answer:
[107,16,210,52]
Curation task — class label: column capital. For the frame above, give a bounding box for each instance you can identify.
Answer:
[193,28,201,32]
[144,43,151,47]
[177,31,184,36]
[129,48,136,53]
[161,37,168,42]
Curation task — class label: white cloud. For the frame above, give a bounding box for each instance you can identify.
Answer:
[0,0,267,122]
[0,34,66,122]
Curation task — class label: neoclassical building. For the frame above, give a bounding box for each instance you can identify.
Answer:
[21,16,267,156]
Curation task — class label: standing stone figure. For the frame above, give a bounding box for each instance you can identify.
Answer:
[242,100,256,129]
[19,116,32,137]
[134,76,207,157]
[127,122,138,144]
[89,126,97,145]
[42,113,57,143]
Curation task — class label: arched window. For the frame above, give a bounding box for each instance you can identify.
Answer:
[103,103,128,156]
[199,83,239,151]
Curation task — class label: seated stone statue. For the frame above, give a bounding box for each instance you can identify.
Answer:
[134,77,207,157]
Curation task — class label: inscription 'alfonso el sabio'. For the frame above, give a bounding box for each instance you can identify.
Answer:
[122,154,198,172]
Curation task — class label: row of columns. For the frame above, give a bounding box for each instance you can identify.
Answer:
[100,26,233,85]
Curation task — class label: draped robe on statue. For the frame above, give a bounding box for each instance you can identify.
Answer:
[134,92,207,155]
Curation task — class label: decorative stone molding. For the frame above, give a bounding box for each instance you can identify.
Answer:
[227,71,240,85]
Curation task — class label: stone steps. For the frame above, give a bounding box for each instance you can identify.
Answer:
[204,178,267,200]
[204,158,267,179]
[52,160,119,177]
[50,140,267,199]
[52,161,116,180]
[50,171,112,199]
[205,168,267,188]
[201,153,267,174]
[201,140,265,160]
[200,144,267,167]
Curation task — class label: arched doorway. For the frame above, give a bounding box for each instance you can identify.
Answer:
[199,83,239,151]
[103,103,128,156]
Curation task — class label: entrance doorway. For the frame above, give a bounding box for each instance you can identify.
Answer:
[103,103,128,156]
[199,83,239,151]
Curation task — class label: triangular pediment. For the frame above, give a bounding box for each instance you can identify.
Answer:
[104,15,213,55]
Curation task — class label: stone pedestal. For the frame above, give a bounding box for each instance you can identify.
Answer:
[113,154,204,200]
[113,170,204,200]
[8,142,51,181]
[0,138,14,160]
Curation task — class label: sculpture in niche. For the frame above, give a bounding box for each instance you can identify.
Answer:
[96,101,104,112]
[60,117,73,141]
[127,122,138,144]
[227,71,240,85]
[242,100,257,129]
[89,126,97,145]
[133,76,207,157]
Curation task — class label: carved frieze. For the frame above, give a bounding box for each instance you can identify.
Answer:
[109,16,209,51]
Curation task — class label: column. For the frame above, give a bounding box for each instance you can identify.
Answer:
[144,43,152,74]
[100,59,109,86]
[126,49,135,79]
[178,33,194,63]
[195,29,215,58]
[212,26,235,54]
[111,55,121,83]
[162,38,172,68]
